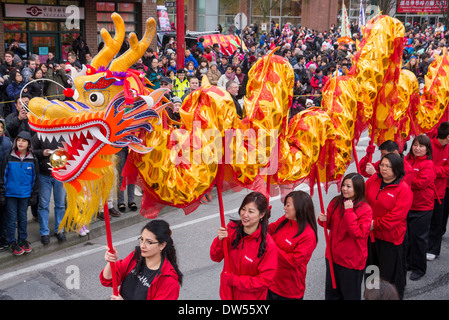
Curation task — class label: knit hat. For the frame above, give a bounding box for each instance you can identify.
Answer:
[17,131,32,143]
[171,96,182,104]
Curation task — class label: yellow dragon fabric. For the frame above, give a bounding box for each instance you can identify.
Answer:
[26,13,449,229]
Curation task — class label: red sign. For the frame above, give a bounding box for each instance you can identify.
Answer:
[397,0,448,13]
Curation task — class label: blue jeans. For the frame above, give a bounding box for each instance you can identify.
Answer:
[5,197,29,244]
[38,175,66,236]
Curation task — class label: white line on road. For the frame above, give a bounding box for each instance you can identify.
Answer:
[0,184,316,283]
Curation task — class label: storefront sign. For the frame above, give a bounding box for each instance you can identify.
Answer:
[397,0,448,13]
[5,4,85,19]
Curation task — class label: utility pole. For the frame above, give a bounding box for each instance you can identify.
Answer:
[176,0,185,69]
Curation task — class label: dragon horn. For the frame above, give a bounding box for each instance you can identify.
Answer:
[109,17,156,72]
[91,12,125,69]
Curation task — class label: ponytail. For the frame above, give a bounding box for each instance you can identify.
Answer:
[134,220,183,286]
[231,192,271,258]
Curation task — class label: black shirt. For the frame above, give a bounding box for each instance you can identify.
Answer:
[120,260,162,300]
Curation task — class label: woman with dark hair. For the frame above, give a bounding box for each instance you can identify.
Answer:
[210,191,278,300]
[404,134,435,281]
[267,190,317,300]
[6,69,27,100]
[27,68,45,98]
[365,153,413,299]
[318,173,372,300]
[100,220,182,300]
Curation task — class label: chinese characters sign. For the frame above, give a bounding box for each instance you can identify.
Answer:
[397,0,448,13]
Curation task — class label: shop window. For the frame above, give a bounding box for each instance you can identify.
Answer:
[29,21,58,32]
[27,0,57,4]
[282,0,301,17]
[219,0,238,16]
[97,2,139,39]
[4,20,27,32]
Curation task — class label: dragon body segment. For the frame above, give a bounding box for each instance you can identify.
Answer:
[26,13,449,229]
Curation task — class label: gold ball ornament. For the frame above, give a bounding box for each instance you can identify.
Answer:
[50,150,69,169]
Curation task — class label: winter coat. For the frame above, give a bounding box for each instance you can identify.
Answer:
[31,133,64,177]
[99,249,180,300]
[206,68,222,86]
[0,149,39,201]
[6,81,26,100]
[404,154,436,211]
[268,216,317,298]
[5,111,34,140]
[318,198,372,270]
[365,174,413,245]
[45,68,70,100]
[210,220,278,300]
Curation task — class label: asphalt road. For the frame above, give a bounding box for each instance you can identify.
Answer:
[0,135,449,303]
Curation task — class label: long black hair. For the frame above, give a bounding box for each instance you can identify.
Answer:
[134,220,183,286]
[231,192,271,258]
[333,173,366,216]
[274,190,318,243]
[407,134,433,161]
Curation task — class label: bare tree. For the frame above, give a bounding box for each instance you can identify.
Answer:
[437,0,449,27]
[371,0,396,16]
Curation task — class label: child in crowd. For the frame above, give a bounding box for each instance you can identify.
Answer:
[0,131,39,256]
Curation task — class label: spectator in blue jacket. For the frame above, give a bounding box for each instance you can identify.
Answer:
[0,131,39,256]
[184,48,198,69]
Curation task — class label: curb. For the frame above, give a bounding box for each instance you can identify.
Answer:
[0,205,147,270]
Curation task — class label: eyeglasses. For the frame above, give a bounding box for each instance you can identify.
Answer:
[138,236,159,247]
[379,163,392,169]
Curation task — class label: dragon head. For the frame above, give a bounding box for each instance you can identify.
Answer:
[27,13,169,229]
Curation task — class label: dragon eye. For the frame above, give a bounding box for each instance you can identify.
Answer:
[88,92,105,107]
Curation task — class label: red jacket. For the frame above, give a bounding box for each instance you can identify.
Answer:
[99,249,180,300]
[404,154,436,211]
[318,198,372,270]
[359,156,414,185]
[210,221,278,300]
[431,138,449,200]
[310,75,328,93]
[365,174,413,245]
[268,216,317,299]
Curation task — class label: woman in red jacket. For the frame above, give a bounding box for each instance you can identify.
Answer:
[268,190,318,300]
[404,134,436,281]
[365,153,413,300]
[318,173,372,300]
[428,122,449,261]
[210,191,278,300]
[100,220,182,300]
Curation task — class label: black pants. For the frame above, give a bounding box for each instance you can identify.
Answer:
[266,289,303,300]
[428,199,445,256]
[405,210,433,276]
[325,259,364,300]
[366,238,406,300]
[442,188,449,235]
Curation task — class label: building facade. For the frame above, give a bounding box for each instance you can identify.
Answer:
[1,0,446,61]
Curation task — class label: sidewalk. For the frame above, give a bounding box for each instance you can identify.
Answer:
[0,192,147,270]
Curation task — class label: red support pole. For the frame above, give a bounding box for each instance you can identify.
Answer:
[315,167,336,289]
[352,138,361,174]
[216,163,233,299]
[103,203,119,296]
[176,0,185,69]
